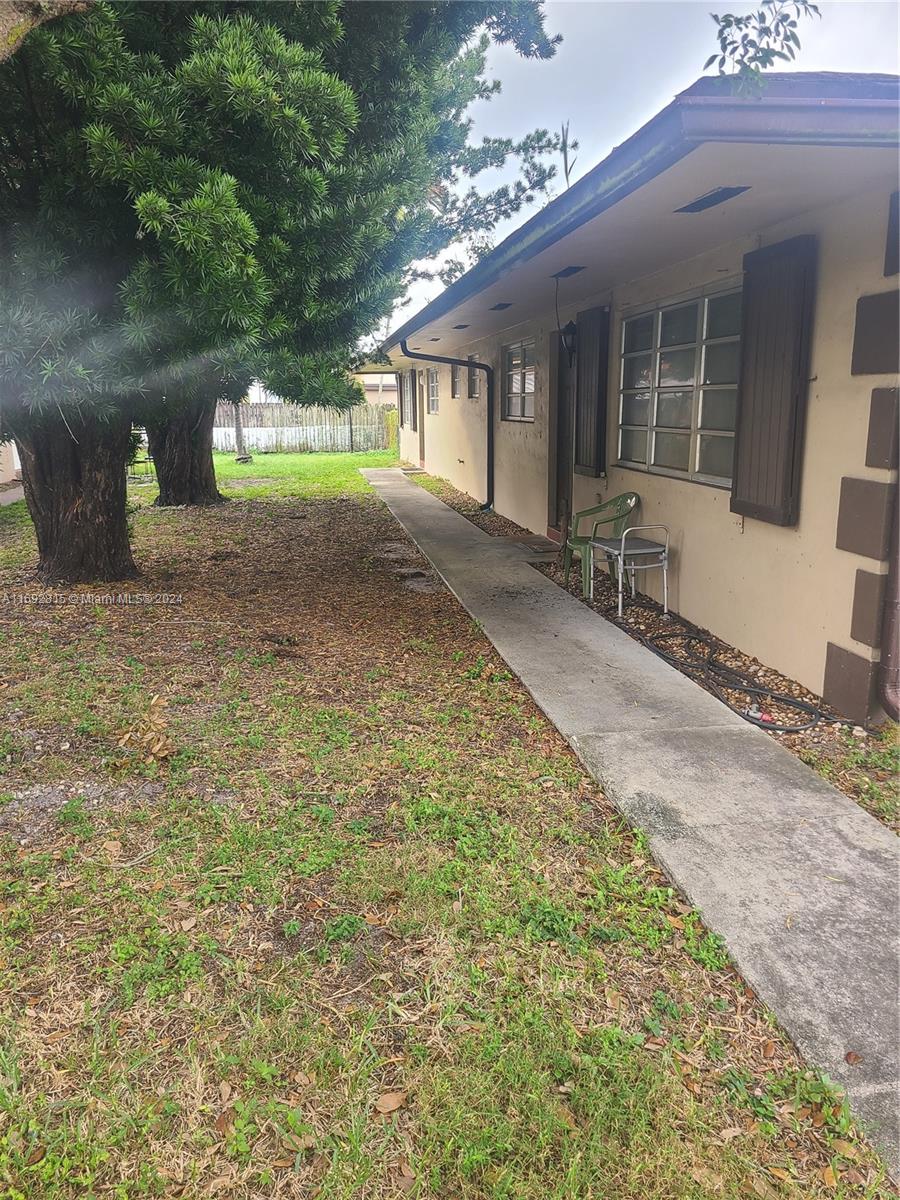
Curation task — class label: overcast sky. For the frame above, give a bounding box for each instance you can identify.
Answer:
[398,0,899,317]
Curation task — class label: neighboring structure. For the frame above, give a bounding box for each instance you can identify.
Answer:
[384,74,900,723]
[352,373,398,406]
[0,442,20,487]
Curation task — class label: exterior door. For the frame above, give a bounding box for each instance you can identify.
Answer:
[417,370,426,465]
[548,333,575,538]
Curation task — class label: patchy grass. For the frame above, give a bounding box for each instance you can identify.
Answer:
[0,454,892,1198]
[799,725,899,828]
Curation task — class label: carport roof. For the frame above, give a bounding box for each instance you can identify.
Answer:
[381,72,899,359]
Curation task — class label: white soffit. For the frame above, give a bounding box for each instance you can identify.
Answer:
[392,141,896,362]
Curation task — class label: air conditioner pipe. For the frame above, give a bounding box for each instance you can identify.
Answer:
[399,338,494,511]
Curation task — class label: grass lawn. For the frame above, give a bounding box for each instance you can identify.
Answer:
[0,453,891,1198]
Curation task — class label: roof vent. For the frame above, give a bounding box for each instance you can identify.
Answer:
[489,302,513,311]
[552,265,585,279]
[429,337,441,342]
[453,323,470,330]
[675,186,750,214]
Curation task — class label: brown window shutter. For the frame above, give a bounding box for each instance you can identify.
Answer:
[730,235,816,526]
[574,305,610,476]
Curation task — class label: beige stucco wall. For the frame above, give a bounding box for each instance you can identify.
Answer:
[0,442,18,486]
[401,185,898,699]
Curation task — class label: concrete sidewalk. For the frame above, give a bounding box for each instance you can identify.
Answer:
[0,485,24,507]
[364,467,900,1170]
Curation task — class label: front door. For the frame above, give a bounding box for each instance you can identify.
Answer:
[548,333,575,539]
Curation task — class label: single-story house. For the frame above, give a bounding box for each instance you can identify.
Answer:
[381,73,899,725]
[352,373,399,406]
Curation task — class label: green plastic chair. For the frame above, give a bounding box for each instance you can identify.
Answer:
[563,492,640,598]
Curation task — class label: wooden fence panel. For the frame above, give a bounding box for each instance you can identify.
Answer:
[212,402,394,453]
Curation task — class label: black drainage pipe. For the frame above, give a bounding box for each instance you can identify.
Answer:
[400,338,495,511]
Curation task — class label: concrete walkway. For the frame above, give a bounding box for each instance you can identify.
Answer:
[0,485,24,507]
[364,468,900,1170]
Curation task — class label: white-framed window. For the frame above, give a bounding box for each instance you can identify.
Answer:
[502,338,536,421]
[426,368,439,414]
[467,354,480,399]
[451,363,461,398]
[617,289,741,485]
[400,370,416,429]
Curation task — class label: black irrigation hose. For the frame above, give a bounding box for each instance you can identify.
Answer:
[616,608,854,735]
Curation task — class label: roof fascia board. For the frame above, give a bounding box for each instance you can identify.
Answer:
[383,106,691,352]
[383,87,900,352]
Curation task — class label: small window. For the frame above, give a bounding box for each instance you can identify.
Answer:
[426,368,439,414]
[467,355,480,399]
[502,338,536,421]
[451,363,461,398]
[400,370,416,430]
[618,289,741,485]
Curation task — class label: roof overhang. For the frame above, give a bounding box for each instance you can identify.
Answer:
[383,73,899,363]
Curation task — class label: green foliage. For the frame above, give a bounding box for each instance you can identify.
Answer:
[706,1,820,82]
[0,1,560,432]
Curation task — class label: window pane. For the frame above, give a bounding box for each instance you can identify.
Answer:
[660,303,698,347]
[655,389,692,429]
[701,388,737,432]
[620,427,647,464]
[508,370,521,394]
[698,433,734,479]
[506,391,521,418]
[703,340,739,385]
[621,391,650,426]
[707,292,742,339]
[523,390,534,419]
[523,367,535,394]
[658,347,695,387]
[653,431,690,471]
[624,313,654,353]
[523,340,536,367]
[623,353,652,390]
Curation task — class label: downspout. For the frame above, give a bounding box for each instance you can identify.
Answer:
[877,486,899,721]
[400,338,495,511]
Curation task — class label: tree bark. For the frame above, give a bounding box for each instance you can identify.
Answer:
[13,407,137,583]
[1,1,91,62]
[147,394,225,507]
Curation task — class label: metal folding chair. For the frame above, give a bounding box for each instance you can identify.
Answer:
[589,525,670,617]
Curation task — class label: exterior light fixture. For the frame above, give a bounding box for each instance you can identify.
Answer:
[561,320,577,365]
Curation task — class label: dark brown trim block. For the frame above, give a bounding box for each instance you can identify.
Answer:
[866,387,899,470]
[836,478,897,560]
[823,643,878,723]
[851,570,888,648]
[851,288,899,376]
[886,190,899,278]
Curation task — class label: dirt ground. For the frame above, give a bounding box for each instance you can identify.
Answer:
[0,461,895,1198]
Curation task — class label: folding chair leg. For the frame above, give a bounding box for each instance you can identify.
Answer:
[617,555,624,617]
[663,557,669,614]
[581,547,592,599]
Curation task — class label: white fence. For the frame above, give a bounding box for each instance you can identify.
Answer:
[213,401,395,454]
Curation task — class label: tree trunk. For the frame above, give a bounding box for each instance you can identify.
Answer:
[13,407,137,584]
[233,401,250,461]
[1,1,92,62]
[147,394,224,507]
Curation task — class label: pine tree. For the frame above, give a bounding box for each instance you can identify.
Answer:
[0,1,559,575]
